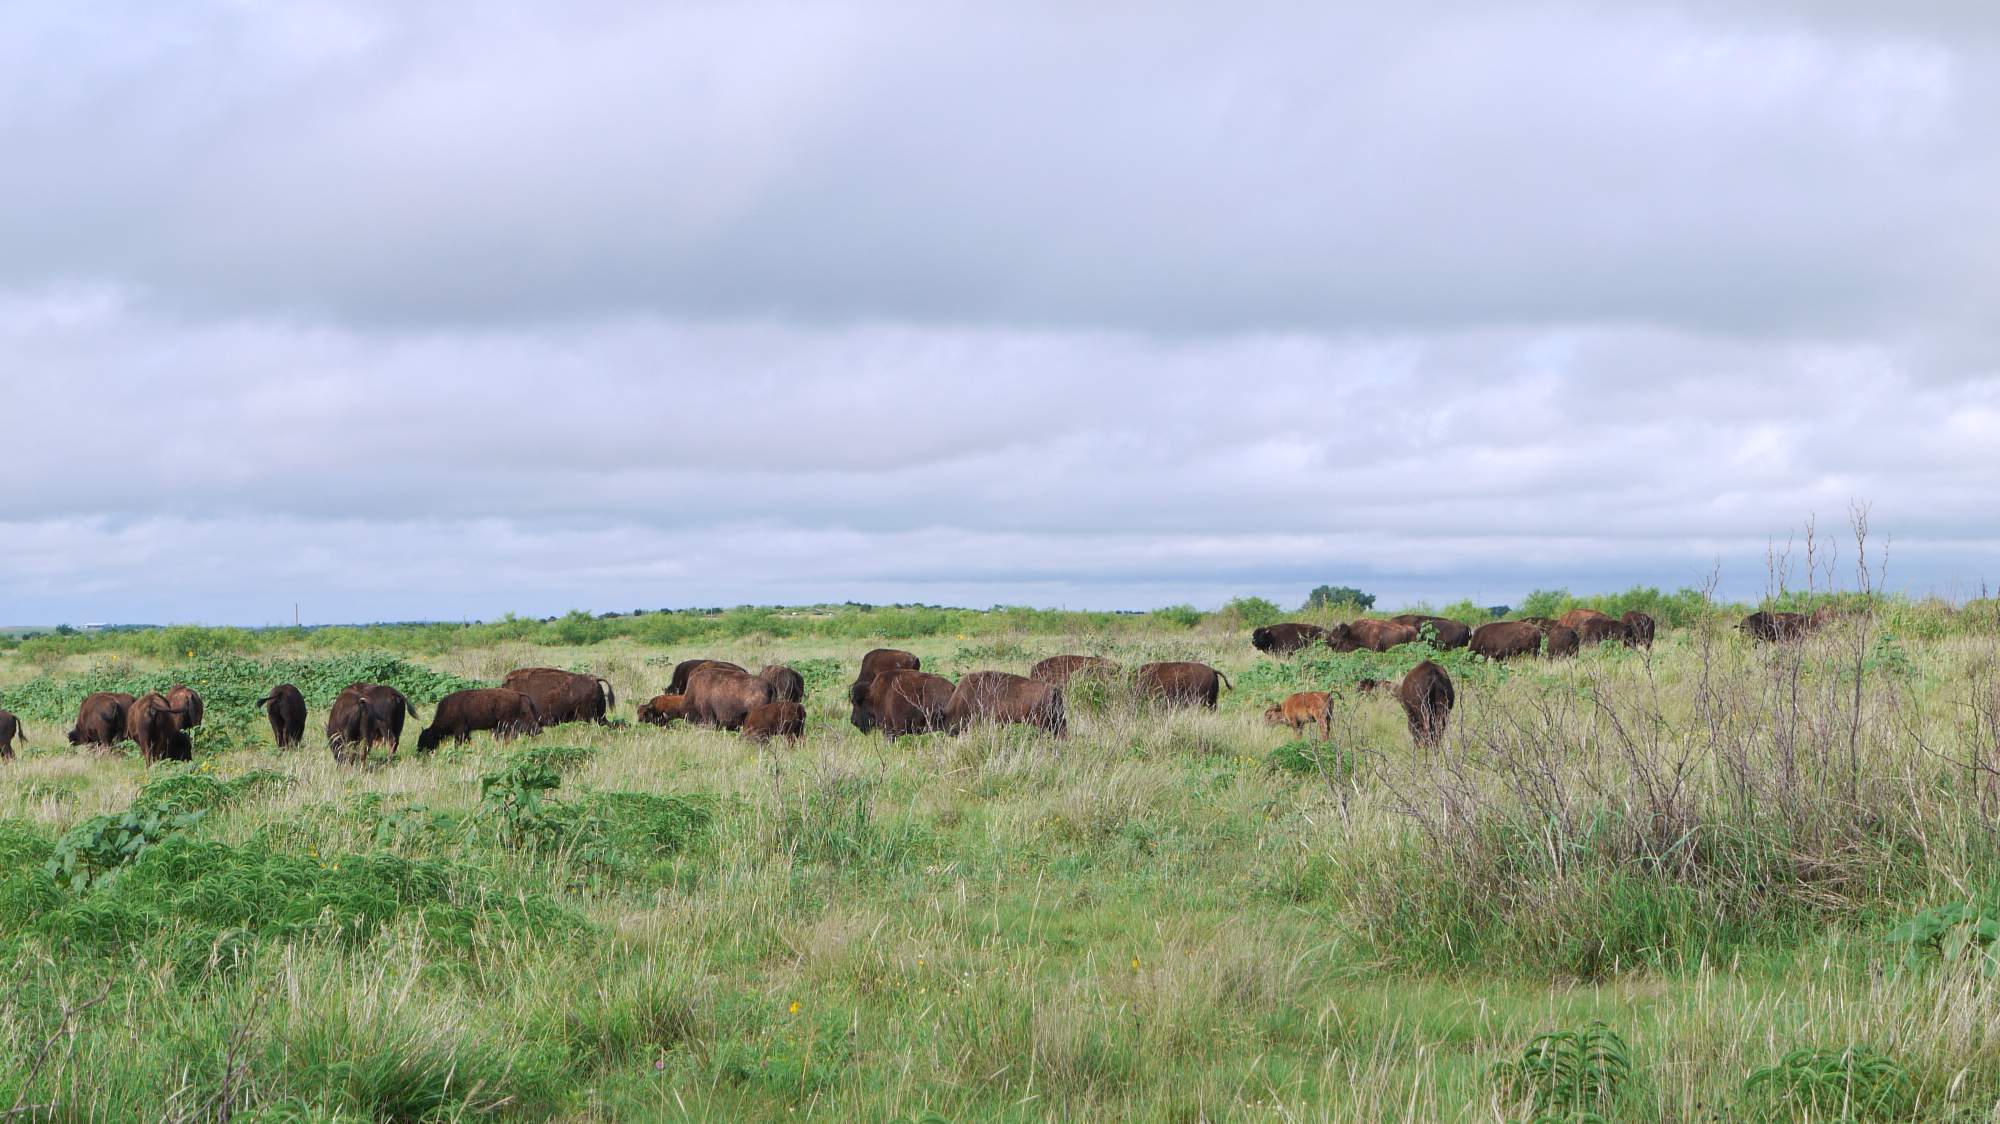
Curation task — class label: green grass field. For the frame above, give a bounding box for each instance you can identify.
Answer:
[2,595,1998,1121]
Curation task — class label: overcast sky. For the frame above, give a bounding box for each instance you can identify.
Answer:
[4,1,1997,625]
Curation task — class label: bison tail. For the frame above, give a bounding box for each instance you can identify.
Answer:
[1216,671,1233,692]
[254,694,273,708]
[403,699,420,719]
[598,678,616,709]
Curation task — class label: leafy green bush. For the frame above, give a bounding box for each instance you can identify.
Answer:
[1220,596,1285,627]
[1886,897,2000,974]
[1739,1046,1915,1122]
[1267,740,1352,778]
[1490,1023,1633,1121]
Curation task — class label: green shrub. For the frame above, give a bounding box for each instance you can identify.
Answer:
[1490,1023,1633,1120]
[1739,1046,1915,1122]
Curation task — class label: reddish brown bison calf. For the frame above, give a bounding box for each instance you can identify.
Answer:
[637,693,690,726]
[1264,691,1333,740]
[418,688,543,750]
[741,701,807,743]
[256,684,308,748]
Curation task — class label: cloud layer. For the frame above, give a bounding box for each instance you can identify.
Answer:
[3,2,1996,623]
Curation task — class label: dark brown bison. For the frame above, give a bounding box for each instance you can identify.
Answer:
[1544,625,1580,659]
[67,692,135,747]
[684,666,777,731]
[1327,619,1420,653]
[1030,654,1119,687]
[758,665,806,704]
[1470,621,1544,661]
[1516,616,1557,631]
[126,692,192,763]
[166,684,205,730]
[943,672,1066,736]
[849,669,956,739]
[1577,617,1634,647]
[256,684,307,748]
[0,709,22,759]
[1251,623,1329,657]
[1264,691,1333,739]
[417,688,543,750]
[637,693,690,726]
[741,701,806,743]
[1397,661,1454,747]
[1740,611,1812,643]
[328,683,419,763]
[1390,615,1473,649]
[1558,608,1611,630]
[853,648,921,693]
[1622,611,1657,649]
[501,668,615,726]
[667,659,746,695]
[1135,662,1232,709]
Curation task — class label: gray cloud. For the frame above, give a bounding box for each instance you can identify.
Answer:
[2,2,1996,623]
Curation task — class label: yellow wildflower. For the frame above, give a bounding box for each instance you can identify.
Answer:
[788,1001,801,1015]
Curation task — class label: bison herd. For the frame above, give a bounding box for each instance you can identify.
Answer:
[1,604,1835,767]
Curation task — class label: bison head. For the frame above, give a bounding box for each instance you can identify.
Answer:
[1250,627,1273,651]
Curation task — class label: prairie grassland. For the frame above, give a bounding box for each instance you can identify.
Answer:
[2,610,1999,1122]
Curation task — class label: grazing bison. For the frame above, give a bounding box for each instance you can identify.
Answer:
[328,683,419,763]
[1623,611,1657,649]
[1251,623,1330,657]
[637,693,690,726]
[166,685,205,730]
[943,672,1067,736]
[1354,678,1387,694]
[1030,654,1119,687]
[0,708,22,759]
[1558,609,1611,630]
[1740,611,1813,643]
[1577,617,1634,647]
[1470,621,1544,661]
[684,667,777,731]
[501,668,615,726]
[741,700,806,744]
[1390,615,1473,650]
[1397,661,1455,747]
[1327,619,1420,653]
[758,665,806,704]
[417,688,543,750]
[667,659,746,696]
[1135,662,1232,709]
[126,692,192,763]
[849,669,956,738]
[1264,691,1333,740]
[68,692,135,747]
[853,648,921,693]
[256,684,307,748]
[1544,625,1580,659]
